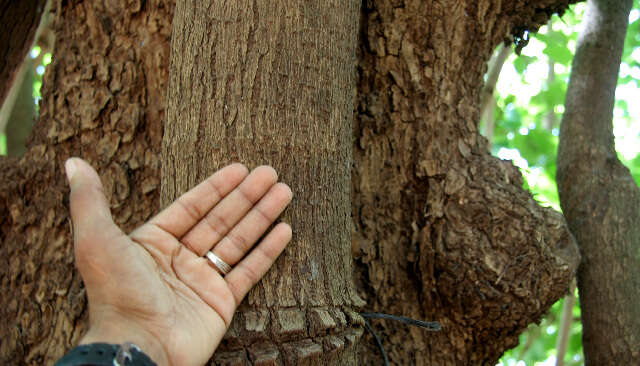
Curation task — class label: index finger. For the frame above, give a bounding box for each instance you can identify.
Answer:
[148,163,249,238]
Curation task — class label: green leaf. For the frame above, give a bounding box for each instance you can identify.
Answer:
[0,134,6,156]
[514,55,537,73]
[544,42,574,65]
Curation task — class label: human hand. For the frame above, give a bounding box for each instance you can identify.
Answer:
[65,158,293,366]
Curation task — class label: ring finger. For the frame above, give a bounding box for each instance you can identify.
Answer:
[181,166,278,256]
[206,182,292,272]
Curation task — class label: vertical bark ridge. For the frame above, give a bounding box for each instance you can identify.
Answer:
[162,1,364,364]
[557,0,640,363]
[353,0,579,364]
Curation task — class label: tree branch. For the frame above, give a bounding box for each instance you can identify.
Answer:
[555,280,576,366]
[0,0,47,108]
[480,44,511,118]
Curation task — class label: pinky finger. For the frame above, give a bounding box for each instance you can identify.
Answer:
[225,222,292,304]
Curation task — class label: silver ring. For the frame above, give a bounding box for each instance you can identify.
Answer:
[206,251,231,275]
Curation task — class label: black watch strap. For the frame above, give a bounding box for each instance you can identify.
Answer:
[54,342,157,366]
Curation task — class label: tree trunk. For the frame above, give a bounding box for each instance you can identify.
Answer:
[1,0,582,365]
[557,0,640,364]
[163,0,364,364]
[0,0,173,363]
[353,1,579,364]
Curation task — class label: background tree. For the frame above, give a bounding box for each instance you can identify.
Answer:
[557,0,640,363]
[0,0,53,156]
[2,59,35,157]
[0,0,47,108]
[0,1,581,365]
[471,1,640,363]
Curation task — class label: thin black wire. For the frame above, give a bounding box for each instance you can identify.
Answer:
[360,312,441,331]
[362,317,390,366]
[360,312,441,365]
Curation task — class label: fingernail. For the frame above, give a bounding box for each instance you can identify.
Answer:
[65,159,77,182]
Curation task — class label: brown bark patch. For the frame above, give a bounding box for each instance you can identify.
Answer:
[0,1,173,363]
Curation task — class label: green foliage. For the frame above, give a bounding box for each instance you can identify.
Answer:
[30,45,52,114]
[0,43,51,157]
[0,134,6,155]
[491,1,640,365]
[499,290,583,366]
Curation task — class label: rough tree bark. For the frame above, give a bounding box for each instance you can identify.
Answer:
[353,1,580,364]
[1,0,581,365]
[0,1,173,363]
[557,0,640,363]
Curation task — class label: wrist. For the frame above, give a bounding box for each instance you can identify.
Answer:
[80,320,169,366]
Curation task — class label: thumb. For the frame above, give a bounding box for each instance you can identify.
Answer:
[65,158,122,261]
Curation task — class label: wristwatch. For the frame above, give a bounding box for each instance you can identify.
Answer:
[54,342,157,366]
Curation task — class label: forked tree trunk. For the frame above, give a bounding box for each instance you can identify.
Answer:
[557,0,640,363]
[1,0,581,365]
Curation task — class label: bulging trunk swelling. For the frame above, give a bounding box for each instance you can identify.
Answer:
[353,1,579,364]
[1,0,581,365]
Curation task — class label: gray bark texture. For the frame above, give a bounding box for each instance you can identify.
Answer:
[557,0,640,363]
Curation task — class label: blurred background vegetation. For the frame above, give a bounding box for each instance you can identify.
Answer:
[1,1,639,365]
[491,1,640,365]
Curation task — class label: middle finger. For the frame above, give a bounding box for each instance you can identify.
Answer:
[208,182,292,267]
[181,166,278,256]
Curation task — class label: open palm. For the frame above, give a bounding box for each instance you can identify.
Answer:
[66,158,292,366]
